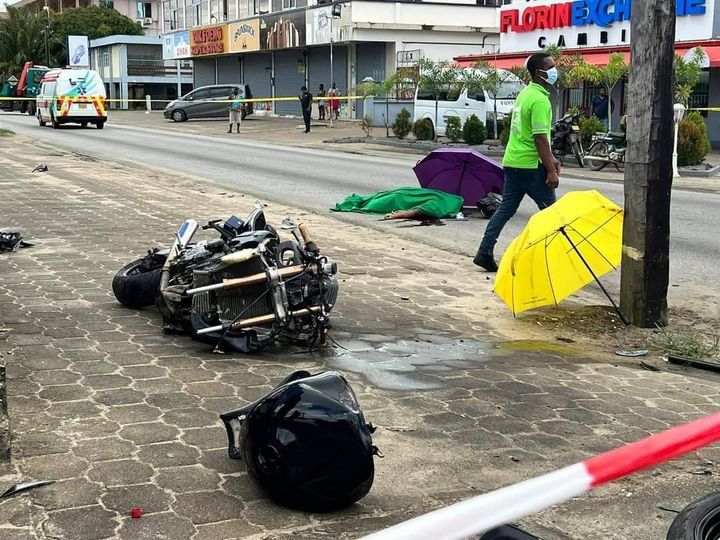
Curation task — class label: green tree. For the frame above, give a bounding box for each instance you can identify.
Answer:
[507,65,531,86]
[674,47,706,107]
[0,6,60,76]
[571,53,629,130]
[52,6,143,40]
[415,58,460,141]
[471,61,514,139]
[544,45,588,120]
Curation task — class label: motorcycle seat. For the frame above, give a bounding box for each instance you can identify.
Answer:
[608,132,625,139]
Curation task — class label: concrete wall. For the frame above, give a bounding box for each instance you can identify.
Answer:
[350,1,499,29]
[363,99,414,132]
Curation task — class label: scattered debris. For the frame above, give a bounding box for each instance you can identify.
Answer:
[657,505,681,514]
[640,361,661,372]
[0,480,55,499]
[130,507,143,518]
[0,230,34,252]
[691,467,712,476]
[386,426,416,433]
[31,163,48,173]
[510,455,520,462]
[556,336,576,343]
[615,349,649,357]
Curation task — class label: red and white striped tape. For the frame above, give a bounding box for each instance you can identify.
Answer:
[362,411,720,540]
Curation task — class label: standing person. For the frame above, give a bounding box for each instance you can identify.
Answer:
[299,86,313,133]
[227,88,243,133]
[591,88,614,129]
[317,83,327,121]
[473,53,561,272]
[328,83,340,120]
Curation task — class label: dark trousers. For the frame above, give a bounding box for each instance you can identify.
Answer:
[477,164,557,256]
[302,110,311,132]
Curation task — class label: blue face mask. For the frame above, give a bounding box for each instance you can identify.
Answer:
[542,67,559,85]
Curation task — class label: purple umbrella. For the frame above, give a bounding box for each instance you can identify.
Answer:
[413,148,504,208]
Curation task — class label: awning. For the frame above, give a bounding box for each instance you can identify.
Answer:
[455,42,720,69]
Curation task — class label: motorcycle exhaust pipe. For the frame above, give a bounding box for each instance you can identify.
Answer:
[583,155,610,163]
[195,306,322,335]
[186,264,306,295]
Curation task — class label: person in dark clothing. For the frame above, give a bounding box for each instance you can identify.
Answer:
[317,83,327,120]
[591,88,614,129]
[299,86,313,133]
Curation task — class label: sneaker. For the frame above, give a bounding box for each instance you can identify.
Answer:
[473,252,498,272]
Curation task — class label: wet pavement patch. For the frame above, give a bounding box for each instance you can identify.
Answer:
[327,333,494,390]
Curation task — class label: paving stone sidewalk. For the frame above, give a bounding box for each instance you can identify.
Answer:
[0,136,718,540]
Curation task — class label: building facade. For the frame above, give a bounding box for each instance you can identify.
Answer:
[456,0,720,146]
[90,35,193,108]
[10,0,164,36]
[160,0,502,117]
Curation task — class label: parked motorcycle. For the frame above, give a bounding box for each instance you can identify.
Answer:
[584,129,626,171]
[552,112,585,167]
[112,203,339,352]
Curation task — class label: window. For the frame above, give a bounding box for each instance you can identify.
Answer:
[137,1,152,18]
[210,87,232,98]
[466,86,485,102]
[99,0,114,8]
[189,89,210,100]
[282,0,295,9]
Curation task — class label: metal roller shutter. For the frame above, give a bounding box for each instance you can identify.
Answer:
[217,56,241,84]
[194,58,216,88]
[355,42,386,116]
[274,49,305,116]
[307,45,347,97]
[242,53,273,102]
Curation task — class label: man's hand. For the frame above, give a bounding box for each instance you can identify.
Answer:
[546,170,560,189]
[553,158,561,175]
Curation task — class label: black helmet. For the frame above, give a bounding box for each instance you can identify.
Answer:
[220,370,379,512]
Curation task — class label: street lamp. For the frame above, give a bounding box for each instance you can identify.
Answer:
[329,4,342,127]
[43,0,50,67]
[672,102,686,178]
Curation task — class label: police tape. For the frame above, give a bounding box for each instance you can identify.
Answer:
[689,107,720,112]
[0,95,361,104]
[361,411,720,540]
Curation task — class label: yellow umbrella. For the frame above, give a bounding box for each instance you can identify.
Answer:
[493,190,628,324]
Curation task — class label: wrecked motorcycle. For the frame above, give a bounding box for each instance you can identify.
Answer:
[112,204,338,352]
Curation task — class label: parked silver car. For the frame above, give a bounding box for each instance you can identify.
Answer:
[164,84,254,122]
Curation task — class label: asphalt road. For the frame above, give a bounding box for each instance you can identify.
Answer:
[2,113,718,305]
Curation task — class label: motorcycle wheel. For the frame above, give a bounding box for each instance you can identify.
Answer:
[587,142,608,171]
[573,141,585,168]
[112,256,165,309]
[667,491,720,540]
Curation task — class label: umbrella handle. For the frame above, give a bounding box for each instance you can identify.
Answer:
[559,228,630,326]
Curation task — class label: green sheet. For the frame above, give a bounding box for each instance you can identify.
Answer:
[332,187,463,219]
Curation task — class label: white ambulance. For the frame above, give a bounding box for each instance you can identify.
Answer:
[36,68,107,129]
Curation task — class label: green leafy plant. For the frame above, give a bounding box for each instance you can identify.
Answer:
[415,58,460,141]
[578,115,605,150]
[507,65,531,86]
[571,53,628,130]
[392,108,412,139]
[499,112,512,147]
[674,48,706,107]
[462,114,486,145]
[412,118,434,141]
[445,116,462,142]
[360,115,373,137]
[677,118,709,166]
[0,128,15,136]
[652,326,720,360]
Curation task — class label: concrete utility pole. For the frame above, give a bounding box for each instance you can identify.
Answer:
[619,0,676,327]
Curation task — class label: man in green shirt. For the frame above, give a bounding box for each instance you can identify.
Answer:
[474,52,561,272]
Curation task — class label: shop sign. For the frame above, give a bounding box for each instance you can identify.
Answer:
[499,0,714,52]
[501,0,706,33]
[162,30,190,60]
[190,25,228,56]
[228,20,260,52]
[259,11,306,50]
